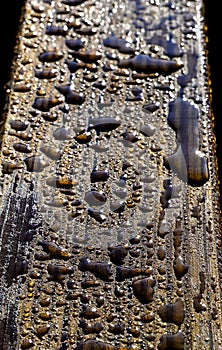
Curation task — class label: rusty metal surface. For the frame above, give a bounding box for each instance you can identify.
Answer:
[0,0,221,349]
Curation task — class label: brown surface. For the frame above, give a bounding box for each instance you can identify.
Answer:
[0,1,221,349]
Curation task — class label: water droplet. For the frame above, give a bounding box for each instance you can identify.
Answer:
[166,97,209,186]
[65,39,84,50]
[140,124,156,137]
[74,132,92,144]
[32,97,63,112]
[62,0,90,6]
[40,145,62,160]
[10,120,28,131]
[53,126,71,140]
[90,170,109,183]
[157,298,185,326]
[78,256,112,282]
[38,51,63,62]
[55,85,85,105]
[24,156,49,172]
[2,161,21,174]
[116,267,152,282]
[88,117,121,133]
[132,278,156,304]
[35,69,57,80]
[108,245,128,265]
[38,241,72,259]
[85,190,107,206]
[35,324,50,337]
[46,177,77,189]
[21,339,34,349]
[103,36,135,54]
[72,50,102,64]
[158,331,185,350]
[118,54,183,75]
[88,208,107,223]
[47,263,73,283]
[13,143,31,154]
[45,25,68,36]
[173,256,189,280]
[80,305,101,319]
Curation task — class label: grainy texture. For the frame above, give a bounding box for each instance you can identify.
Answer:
[0,1,221,349]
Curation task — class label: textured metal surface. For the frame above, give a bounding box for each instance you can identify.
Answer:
[0,0,221,349]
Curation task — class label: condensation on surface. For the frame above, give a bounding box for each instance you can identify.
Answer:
[0,0,221,349]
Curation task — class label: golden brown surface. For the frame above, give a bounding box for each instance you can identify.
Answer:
[0,1,221,349]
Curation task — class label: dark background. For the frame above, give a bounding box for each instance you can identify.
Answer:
[0,1,221,206]
[203,1,222,208]
[0,1,26,115]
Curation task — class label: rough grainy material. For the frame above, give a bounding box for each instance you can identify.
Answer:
[0,1,221,349]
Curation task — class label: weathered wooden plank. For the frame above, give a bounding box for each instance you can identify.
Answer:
[0,1,221,349]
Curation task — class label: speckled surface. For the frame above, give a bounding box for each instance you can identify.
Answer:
[0,1,221,349]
